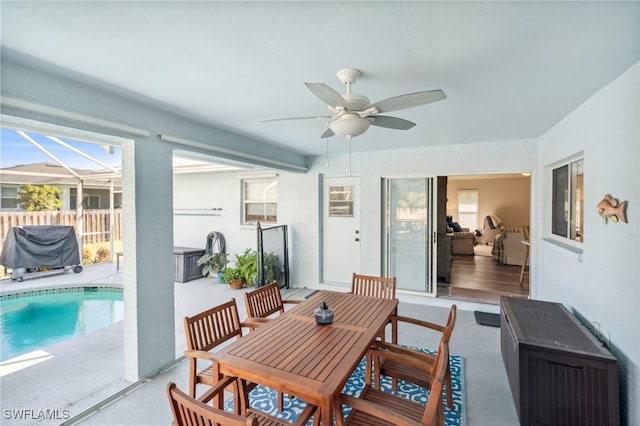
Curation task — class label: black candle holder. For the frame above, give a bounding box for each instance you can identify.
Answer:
[314,301,334,325]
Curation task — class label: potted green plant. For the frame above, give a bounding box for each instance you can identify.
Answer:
[234,248,258,287]
[222,266,245,289]
[196,251,229,278]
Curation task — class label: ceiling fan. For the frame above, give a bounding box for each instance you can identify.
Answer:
[262,68,446,140]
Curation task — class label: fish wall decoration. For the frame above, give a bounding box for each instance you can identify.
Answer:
[596,194,628,224]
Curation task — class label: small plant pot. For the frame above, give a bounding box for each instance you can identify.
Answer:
[229,279,244,289]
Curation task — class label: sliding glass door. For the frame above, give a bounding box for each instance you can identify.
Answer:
[382,177,437,295]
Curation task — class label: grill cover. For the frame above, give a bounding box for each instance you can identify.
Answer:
[0,226,81,269]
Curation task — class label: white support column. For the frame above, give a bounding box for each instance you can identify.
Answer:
[121,136,175,380]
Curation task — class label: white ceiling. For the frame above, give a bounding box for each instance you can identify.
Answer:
[2,1,638,157]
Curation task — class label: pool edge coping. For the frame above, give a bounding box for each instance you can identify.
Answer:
[0,282,124,300]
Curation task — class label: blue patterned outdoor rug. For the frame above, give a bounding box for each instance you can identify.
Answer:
[225,347,465,425]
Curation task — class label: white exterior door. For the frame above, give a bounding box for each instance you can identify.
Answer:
[322,176,360,285]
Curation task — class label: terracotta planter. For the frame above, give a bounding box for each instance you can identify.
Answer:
[229,279,244,289]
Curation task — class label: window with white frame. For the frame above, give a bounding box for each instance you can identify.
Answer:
[1,187,19,209]
[552,158,583,242]
[242,178,277,224]
[457,189,478,231]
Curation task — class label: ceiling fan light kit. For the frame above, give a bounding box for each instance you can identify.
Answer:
[329,114,372,138]
[263,68,446,140]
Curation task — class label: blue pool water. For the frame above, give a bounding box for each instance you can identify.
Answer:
[0,290,123,361]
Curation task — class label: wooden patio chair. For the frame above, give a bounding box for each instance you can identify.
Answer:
[242,281,302,411]
[352,273,398,385]
[351,273,397,300]
[243,281,302,329]
[335,338,449,426]
[183,299,262,403]
[167,376,318,426]
[371,304,457,409]
[351,273,398,341]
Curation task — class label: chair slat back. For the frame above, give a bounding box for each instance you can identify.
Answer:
[421,339,449,426]
[351,273,396,300]
[167,382,258,426]
[184,299,243,352]
[243,281,285,319]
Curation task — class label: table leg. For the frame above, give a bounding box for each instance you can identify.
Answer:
[519,247,529,286]
[320,400,334,426]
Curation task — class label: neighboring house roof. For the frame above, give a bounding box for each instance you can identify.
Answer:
[0,162,122,188]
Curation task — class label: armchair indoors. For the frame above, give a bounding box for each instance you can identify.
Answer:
[493,226,530,266]
[480,215,504,245]
[450,230,476,255]
[446,216,476,254]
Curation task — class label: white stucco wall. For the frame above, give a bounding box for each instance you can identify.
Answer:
[172,170,275,254]
[536,62,639,425]
[174,138,538,289]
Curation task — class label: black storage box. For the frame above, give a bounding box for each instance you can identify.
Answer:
[173,246,205,283]
[500,296,619,426]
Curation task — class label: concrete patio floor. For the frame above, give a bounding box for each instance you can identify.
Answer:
[0,261,518,425]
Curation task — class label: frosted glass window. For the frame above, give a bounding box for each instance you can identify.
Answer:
[329,185,353,216]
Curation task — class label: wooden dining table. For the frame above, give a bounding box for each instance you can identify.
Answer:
[215,289,398,425]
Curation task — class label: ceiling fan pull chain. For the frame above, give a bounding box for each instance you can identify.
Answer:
[326,137,330,167]
[348,136,352,177]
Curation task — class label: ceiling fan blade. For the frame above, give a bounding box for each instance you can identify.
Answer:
[370,115,416,130]
[305,83,350,109]
[320,127,335,139]
[366,89,446,114]
[260,115,331,122]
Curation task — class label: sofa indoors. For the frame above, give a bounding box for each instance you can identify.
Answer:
[450,228,476,255]
[446,216,477,255]
[492,226,530,266]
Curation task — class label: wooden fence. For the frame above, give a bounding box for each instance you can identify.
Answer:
[0,209,122,245]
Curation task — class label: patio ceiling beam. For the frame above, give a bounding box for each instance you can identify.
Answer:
[159,133,308,173]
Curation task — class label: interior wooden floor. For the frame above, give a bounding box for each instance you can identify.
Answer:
[440,248,529,304]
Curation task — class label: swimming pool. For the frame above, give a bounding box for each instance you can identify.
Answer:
[0,288,123,361]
